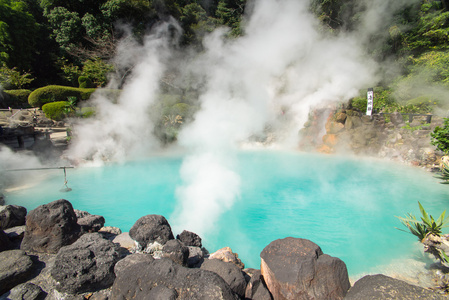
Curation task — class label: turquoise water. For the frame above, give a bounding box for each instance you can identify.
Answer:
[5,150,449,277]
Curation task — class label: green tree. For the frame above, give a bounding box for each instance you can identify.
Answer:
[0,64,34,89]
[0,0,39,71]
[216,0,245,36]
[431,118,449,154]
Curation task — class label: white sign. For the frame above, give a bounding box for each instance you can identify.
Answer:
[366,88,374,116]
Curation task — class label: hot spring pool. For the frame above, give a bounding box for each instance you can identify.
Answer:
[5,150,449,278]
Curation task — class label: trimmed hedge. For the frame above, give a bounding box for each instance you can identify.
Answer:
[28,85,96,108]
[2,89,32,108]
[42,101,69,121]
[78,76,94,88]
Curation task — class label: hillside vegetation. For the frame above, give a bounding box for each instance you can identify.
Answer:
[0,0,449,117]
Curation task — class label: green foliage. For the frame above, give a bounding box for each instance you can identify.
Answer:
[0,0,39,70]
[42,100,69,121]
[0,64,34,89]
[349,87,395,113]
[431,118,449,154]
[81,58,114,87]
[28,85,95,107]
[434,161,449,183]
[216,0,245,37]
[396,201,449,241]
[2,89,31,108]
[78,76,93,88]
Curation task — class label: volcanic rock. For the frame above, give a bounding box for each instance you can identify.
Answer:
[177,230,202,247]
[200,259,247,298]
[0,250,35,295]
[50,233,120,294]
[0,282,46,300]
[345,274,446,299]
[0,229,12,252]
[21,199,81,254]
[111,258,238,299]
[260,237,350,300]
[187,246,206,268]
[114,253,154,277]
[244,269,273,300]
[74,209,105,233]
[0,205,27,230]
[162,239,189,266]
[209,246,244,269]
[129,214,174,248]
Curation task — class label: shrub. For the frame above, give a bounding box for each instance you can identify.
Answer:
[78,76,94,88]
[28,85,96,108]
[42,101,69,121]
[431,118,449,154]
[2,89,32,108]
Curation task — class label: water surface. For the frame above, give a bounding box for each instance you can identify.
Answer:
[5,150,448,277]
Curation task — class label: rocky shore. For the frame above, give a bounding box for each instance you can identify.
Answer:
[1,199,448,299]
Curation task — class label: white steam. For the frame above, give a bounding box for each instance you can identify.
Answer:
[170,0,379,236]
[66,21,181,163]
[66,0,415,237]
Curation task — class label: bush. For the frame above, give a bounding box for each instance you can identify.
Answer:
[431,118,449,154]
[2,89,32,108]
[42,101,69,121]
[28,85,96,108]
[78,76,94,88]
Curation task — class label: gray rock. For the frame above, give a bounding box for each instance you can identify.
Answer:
[260,237,350,300]
[162,239,189,266]
[0,282,46,300]
[244,269,272,300]
[345,274,446,300]
[176,230,202,247]
[146,285,178,300]
[50,233,120,294]
[129,215,174,248]
[200,259,247,298]
[21,199,81,254]
[0,205,27,230]
[0,250,35,295]
[4,225,26,242]
[0,230,12,252]
[114,253,154,277]
[111,258,238,300]
[76,211,105,233]
[187,246,206,268]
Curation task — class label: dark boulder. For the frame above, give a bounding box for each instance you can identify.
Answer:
[244,269,273,300]
[0,250,35,295]
[111,258,238,299]
[162,239,189,266]
[177,230,202,247]
[345,274,447,300]
[0,282,46,300]
[0,205,27,230]
[50,233,120,294]
[187,246,206,268]
[200,259,247,299]
[21,199,81,254]
[0,229,12,252]
[129,214,174,248]
[74,209,105,233]
[4,225,26,242]
[260,237,350,300]
[114,253,154,277]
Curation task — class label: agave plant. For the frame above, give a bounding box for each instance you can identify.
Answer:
[435,161,449,184]
[396,201,448,241]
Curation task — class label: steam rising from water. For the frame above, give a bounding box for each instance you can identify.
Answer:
[65,0,412,236]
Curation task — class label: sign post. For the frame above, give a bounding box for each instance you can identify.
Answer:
[366,88,374,116]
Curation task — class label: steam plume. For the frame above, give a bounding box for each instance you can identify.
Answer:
[65,0,418,237]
